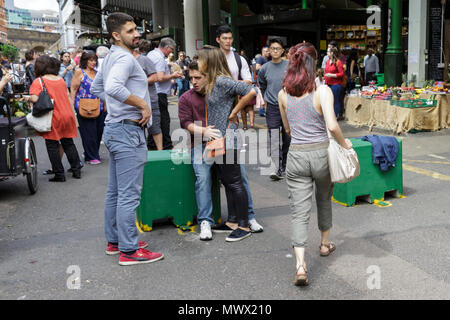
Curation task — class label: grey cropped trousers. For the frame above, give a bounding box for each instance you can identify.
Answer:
[286,141,333,248]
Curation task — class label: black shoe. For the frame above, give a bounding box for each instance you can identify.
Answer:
[211,223,235,233]
[72,171,81,179]
[43,169,54,175]
[270,169,284,181]
[225,229,252,242]
[49,176,66,182]
[68,162,84,173]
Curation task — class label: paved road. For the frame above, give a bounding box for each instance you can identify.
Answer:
[1,97,449,300]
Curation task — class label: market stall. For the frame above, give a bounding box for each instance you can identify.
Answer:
[345,83,450,133]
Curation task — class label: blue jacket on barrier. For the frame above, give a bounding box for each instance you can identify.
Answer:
[358,135,399,171]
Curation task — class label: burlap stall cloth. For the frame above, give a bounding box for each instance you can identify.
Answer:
[419,93,450,130]
[345,93,450,133]
[345,96,371,126]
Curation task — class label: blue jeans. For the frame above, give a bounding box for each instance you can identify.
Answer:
[240,165,255,220]
[329,84,343,117]
[191,146,215,226]
[103,122,147,252]
[191,145,255,226]
[176,78,189,98]
[259,106,265,116]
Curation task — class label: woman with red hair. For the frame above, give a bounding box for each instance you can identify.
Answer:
[278,42,352,286]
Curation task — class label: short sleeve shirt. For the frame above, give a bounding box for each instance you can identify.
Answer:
[255,56,268,66]
[147,48,171,95]
[225,51,252,82]
[136,54,158,111]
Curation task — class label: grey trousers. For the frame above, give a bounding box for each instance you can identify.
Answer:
[286,141,333,248]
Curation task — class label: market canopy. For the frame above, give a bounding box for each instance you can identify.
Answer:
[100,0,152,17]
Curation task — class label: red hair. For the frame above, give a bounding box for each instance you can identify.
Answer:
[282,42,318,97]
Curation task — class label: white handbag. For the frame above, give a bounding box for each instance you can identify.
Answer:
[26,110,53,132]
[327,130,360,183]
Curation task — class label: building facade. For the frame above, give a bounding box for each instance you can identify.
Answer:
[5,0,59,33]
[59,0,104,50]
[0,0,8,42]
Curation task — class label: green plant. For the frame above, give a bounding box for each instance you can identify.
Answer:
[0,43,20,62]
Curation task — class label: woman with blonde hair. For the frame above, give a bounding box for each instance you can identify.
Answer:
[279,42,352,286]
[197,45,256,242]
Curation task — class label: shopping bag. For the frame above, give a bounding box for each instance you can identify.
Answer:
[327,137,360,183]
[26,110,53,132]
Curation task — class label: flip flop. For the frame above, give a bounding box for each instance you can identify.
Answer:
[320,242,336,257]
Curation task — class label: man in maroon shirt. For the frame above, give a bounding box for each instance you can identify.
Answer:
[178,62,221,241]
[178,61,264,241]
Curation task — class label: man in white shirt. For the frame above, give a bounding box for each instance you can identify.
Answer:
[215,25,252,84]
[213,24,264,234]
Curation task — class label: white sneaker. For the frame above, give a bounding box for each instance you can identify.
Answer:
[199,221,213,241]
[249,218,264,233]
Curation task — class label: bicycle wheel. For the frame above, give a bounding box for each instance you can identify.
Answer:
[26,139,38,194]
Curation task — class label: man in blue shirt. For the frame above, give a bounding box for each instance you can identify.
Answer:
[147,38,182,150]
[255,46,270,73]
[91,12,163,266]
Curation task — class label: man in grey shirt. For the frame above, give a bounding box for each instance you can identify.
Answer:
[133,39,162,150]
[147,37,182,150]
[364,48,380,83]
[91,12,163,266]
[257,38,290,180]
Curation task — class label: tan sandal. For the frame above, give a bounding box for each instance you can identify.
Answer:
[320,242,336,257]
[294,265,309,286]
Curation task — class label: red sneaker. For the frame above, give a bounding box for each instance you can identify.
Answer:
[105,241,148,256]
[118,248,164,266]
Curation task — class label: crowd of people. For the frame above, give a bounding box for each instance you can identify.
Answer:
[0,11,378,286]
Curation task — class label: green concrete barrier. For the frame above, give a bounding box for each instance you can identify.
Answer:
[136,150,221,231]
[332,138,403,207]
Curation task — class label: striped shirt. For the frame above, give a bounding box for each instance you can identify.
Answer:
[286,92,328,145]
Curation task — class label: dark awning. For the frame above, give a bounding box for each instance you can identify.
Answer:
[100,0,152,16]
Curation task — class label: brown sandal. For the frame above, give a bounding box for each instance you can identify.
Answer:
[294,265,309,286]
[320,242,336,257]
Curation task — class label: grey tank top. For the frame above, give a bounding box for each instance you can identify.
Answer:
[286,92,329,145]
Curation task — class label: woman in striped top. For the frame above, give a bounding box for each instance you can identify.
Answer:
[278,42,352,286]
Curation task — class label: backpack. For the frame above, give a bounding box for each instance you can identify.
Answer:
[233,52,256,105]
[233,52,243,81]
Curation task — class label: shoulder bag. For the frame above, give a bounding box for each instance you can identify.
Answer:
[32,77,54,117]
[327,129,360,183]
[26,110,53,132]
[79,98,100,118]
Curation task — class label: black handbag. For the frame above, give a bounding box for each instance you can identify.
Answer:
[32,77,54,117]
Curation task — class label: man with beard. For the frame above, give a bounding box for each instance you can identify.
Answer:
[91,12,163,266]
